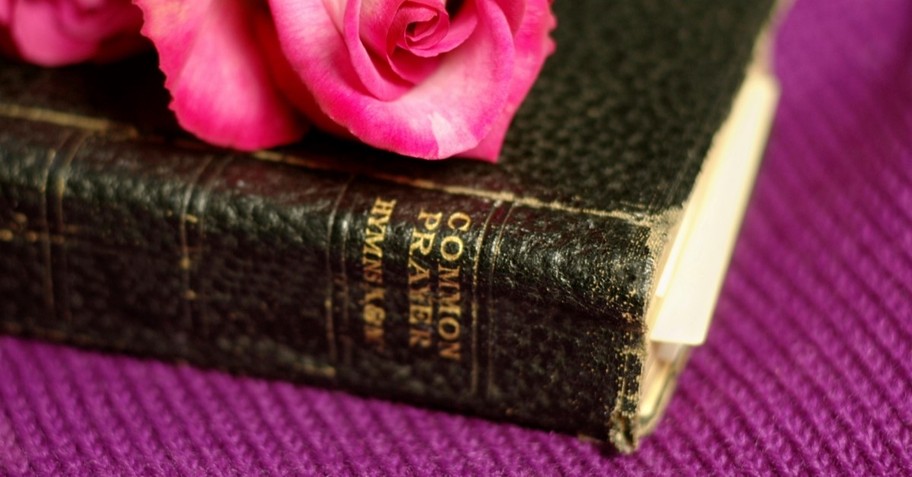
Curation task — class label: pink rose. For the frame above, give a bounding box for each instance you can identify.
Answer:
[136,0,555,160]
[270,0,556,160]
[134,0,309,151]
[0,0,146,66]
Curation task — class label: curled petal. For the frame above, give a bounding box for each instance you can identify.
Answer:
[356,0,406,57]
[343,0,411,100]
[387,48,439,85]
[383,0,476,84]
[389,0,446,52]
[464,0,555,160]
[406,0,477,57]
[135,0,307,150]
[491,0,525,34]
[256,11,352,138]
[375,0,479,85]
[271,0,515,159]
[338,0,480,97]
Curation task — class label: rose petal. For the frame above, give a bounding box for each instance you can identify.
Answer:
[4,0,144,66]
[397,4,445,49]
[135,0,307,150]
[356,0,404,58]
[491,0,525,34]
[384,0,448,83]
[74,0,109,8]
[343,0,412,100]
[389,0,445,50]
[271,0,515,159]
[320,0,348,31]
[462,0,555,160]
[387,48,439,84]
[0,1,11,24]
[354,0,476,87]
[403,0,477,58]
[56,0,142,40]
[255,9,352,138]
[9,1,102,65]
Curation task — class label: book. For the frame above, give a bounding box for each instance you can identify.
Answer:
[0,0,777,451]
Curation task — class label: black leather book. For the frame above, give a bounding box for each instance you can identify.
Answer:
[0,0,777,451]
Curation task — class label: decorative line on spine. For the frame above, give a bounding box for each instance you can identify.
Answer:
[178,156,216,333]
[485,202,515,399]
[324,176,356,364]
[469,199,501,396]
[39,131,74,321]
[51,132,90,326]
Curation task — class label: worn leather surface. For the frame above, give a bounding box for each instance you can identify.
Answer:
[0,0,772,450]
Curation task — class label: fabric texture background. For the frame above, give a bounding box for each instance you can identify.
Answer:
[2,0,911,474]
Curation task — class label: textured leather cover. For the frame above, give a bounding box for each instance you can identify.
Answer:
[0,0,773,450]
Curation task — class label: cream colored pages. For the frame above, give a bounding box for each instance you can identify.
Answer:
[648,65,779,347]
[637,61,779,433]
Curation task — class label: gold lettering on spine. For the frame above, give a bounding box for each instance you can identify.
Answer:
[410,232,436,255]
[408,209,437,350]
[437,263,462,360]
[418,211,443,231]
[440,236,464,262]
[407,209,472,361]
[447,212,471,232]
[361,197,396,352]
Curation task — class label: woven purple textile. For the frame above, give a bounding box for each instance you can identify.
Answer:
[2,0,911,474]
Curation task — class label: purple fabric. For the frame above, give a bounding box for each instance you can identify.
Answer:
[2,0,912,474]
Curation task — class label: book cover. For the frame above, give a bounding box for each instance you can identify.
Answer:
[0,0,776,451]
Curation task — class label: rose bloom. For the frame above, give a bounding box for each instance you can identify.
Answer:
[136,0,556,160]
[0,0,146,66]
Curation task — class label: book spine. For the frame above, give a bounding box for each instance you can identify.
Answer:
[0,115,652,448]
